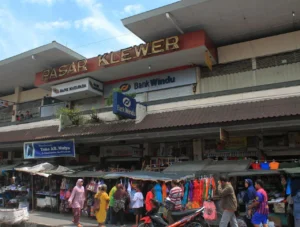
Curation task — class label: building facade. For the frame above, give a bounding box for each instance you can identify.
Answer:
[0,0,300,170]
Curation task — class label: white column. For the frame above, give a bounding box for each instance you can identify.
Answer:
[193,139,203,160]
[195,67,201,94]
[12,86,23,122]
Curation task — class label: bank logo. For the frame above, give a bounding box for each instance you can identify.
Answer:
[120,83,131,92]
[123,97,131,107]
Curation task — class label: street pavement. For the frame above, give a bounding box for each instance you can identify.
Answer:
[28,211,99,227]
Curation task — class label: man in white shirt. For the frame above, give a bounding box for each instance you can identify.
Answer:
[132,185,144,227]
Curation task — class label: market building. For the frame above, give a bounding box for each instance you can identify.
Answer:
[0,1,299,226]
[0,0,299,170]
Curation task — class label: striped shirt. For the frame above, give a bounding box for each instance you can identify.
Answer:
[255,188,269,215]
[169,186,183,210]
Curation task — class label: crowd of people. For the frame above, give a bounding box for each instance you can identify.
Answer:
[67,179,184,227]
[67,176,300,227]
[16,110,33,121]
[218,175,300,227]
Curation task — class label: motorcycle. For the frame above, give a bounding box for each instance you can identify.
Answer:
[138,199,207,227]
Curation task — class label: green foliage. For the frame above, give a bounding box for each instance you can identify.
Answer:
[56,107,84,126]
[105,88,136,106]
[88,107,103,123]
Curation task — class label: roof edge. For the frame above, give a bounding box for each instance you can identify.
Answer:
[0,41,84,67]
[121,0,209,26]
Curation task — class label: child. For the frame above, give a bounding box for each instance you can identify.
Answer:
[132,185,144,227]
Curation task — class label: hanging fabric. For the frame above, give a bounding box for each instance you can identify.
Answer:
[182,181,189,207]
[162,183,167,201]
[189,181,194,202]
[192,180,200,208]
[154,183,163,203]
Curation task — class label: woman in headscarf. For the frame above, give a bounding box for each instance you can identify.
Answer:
[113,184,129,227]
[243,179,256,220]
[68,179,85,227]
[95,184,110,227]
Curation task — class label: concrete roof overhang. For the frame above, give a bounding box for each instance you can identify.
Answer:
[0,41,84,96]
[122,0,300,46]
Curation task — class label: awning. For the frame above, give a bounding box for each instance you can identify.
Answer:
[201,160,251,174]
[15,162,55,177]
[279,162,299,169]
[0,163,23,174]
[163,160,212,174]
[64,171,106,178]
[45,165,74,176]
[282,167,300,177]
[104,171,194,182]
[228,170,281,177]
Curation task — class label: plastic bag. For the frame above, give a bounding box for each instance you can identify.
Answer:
[203,201,217,221]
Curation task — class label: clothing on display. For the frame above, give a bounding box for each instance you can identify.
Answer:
[269,161,280,170]
[154,183,162,203]
[162,183,167,201]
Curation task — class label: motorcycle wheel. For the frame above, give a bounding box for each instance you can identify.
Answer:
[185,221,208,227]
[138,221,151,227]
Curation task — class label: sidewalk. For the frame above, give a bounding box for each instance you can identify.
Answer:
[0,211,107,227]
[27,211,99,227]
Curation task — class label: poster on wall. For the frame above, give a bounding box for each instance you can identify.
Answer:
[217,137,247,152]
[24,139,75,159]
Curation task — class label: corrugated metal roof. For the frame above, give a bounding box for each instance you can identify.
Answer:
[0,96,300,143]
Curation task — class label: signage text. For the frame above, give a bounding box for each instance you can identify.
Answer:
[24,139,75,159]
[42,59,88,82]
[99,36,180,66]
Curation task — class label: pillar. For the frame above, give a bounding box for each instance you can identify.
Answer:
[11,86,23,122]
[195,66,201,94]
[193,138,203,160]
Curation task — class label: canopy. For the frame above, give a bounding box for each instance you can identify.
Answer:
[228,170,280,177]
[201,160,251,174]
[0,163,23,175]
[282,167,300,177]
[163,160,212,174]
[279,162,299,169]
[104,171,194,181]
[45,165,74,176]
[15,163,55,177]
[63,171,106,178]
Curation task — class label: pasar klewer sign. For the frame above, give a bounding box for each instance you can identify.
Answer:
[42,59,88,82]
[98,36,180,66]
[36,34,187,86]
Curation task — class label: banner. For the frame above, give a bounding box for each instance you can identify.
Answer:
[0,99,13,108]
[24,139,75,159]
[220,128,229,143]
[217,137,247,152]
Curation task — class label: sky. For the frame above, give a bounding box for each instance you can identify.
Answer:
[0,0,178,60]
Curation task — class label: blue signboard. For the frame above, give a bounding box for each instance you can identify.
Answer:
[24,139,75,159]
[113,92,136,119]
